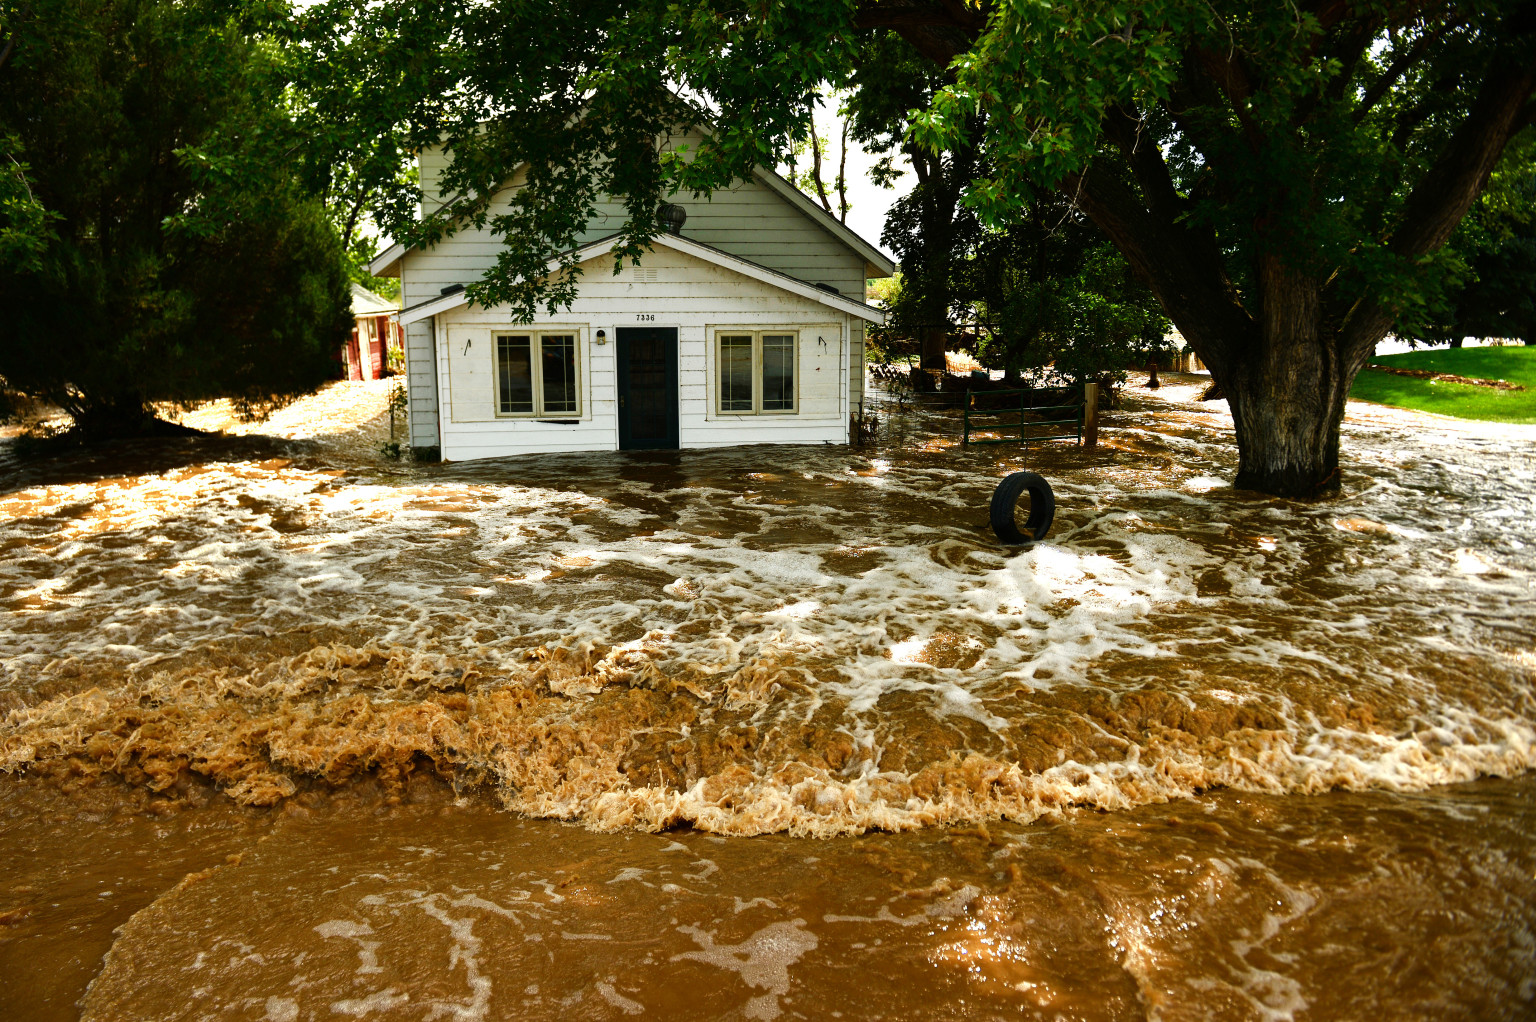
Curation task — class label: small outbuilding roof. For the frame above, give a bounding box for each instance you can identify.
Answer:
[350,283,400,317]
[396,232,886,326]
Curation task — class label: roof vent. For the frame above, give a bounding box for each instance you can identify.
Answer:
[440,283,466,296]
[658,203,687,235]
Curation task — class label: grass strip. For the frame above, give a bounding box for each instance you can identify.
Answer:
[1349,346,1536,424]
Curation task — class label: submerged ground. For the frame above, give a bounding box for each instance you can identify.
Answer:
[1,375,1533,1020]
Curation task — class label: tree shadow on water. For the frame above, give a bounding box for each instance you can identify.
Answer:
[0,432,329,497]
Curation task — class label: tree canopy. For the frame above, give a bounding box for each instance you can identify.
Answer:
[1396,135,1536,345]
[0,0,352,435]
[300,1,1535,495]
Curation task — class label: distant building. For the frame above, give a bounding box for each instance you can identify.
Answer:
[344,284,403,381]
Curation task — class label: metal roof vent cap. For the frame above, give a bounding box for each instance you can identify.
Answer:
[658,203,687,235]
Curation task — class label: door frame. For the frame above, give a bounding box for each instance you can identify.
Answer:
[615,326,680,450]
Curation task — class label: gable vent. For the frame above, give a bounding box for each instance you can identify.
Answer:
[632,267,658,283]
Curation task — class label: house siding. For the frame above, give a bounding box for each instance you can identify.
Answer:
[413,142,868,303]
[431,244,851,462]
[404,136,882,457]
[850,321,865,413]
[404,320,440,451]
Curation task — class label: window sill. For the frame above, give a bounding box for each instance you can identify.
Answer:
[493,414,587,422]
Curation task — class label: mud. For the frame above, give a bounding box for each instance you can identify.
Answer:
[1,375,1533,1018]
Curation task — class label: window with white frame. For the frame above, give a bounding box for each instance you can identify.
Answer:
[716,330,796,414]
[496,333,580,416]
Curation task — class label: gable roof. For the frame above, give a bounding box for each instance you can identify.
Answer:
[368,168,896,280]
[396,231,885,326]
[350,282,400,316]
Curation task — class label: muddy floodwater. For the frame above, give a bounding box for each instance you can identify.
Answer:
[1,377,1533,1020]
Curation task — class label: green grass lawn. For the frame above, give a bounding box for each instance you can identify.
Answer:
[1348,345,1536,424]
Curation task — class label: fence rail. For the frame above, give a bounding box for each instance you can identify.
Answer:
[962,387,1084,447]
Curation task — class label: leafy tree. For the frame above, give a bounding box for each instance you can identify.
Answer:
[343,230,403,303]
[1396,138,1536,346]
[1448,231,1536,345]
[876,150,981,357]
[299,0,860,324]
[964,207,1171,389]
[306,1,1536,496]
[847,29,1169,385]
[905,2,1536,494]
[845,29,974,369]
[0,0,351,437]
[783,94,854,225]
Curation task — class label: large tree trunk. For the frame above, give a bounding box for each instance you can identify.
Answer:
[58,391,203,441]
[919,327,946,370]
[1225,364,1349,497]
[63,392,157,439]
[1220,262,1352,497]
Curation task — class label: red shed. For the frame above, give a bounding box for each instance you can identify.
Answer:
[344,284,403,380]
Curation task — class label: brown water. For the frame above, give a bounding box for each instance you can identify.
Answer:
[1,377,1533,1019]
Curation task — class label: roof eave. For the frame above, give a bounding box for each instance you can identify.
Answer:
[397,233,885,327]
[368,242,407,278]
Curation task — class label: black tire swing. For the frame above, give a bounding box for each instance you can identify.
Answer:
[989,472,1056,546]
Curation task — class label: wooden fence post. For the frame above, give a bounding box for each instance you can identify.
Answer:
[1084,381,1099,448]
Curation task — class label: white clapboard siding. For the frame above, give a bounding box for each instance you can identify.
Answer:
[445,326,494,422]
[410,147,869,305]
[404,320,439,449]
[430,243,852,461]
[849,321,866,412]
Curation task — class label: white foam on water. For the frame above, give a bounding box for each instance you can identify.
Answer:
[412,895,494,1022]
[330,989,409,1016]
[2,384,1534,836]
[671,919,819,1021]
[313,920,382,975]
[262,997,299,1022]
[594,981,645,1015]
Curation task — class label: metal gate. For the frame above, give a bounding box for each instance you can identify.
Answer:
[961,386,1084,446]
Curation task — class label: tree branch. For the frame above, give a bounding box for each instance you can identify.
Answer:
[1162,50,1250,185]
[1101,104,1184,226]
[852,0,986,66]
[1191,45,1267,154]
[1390,62,1536,260]
[809,131,834,213]
[837,117,850,223]
[1353,19,1458,124]
[1100,105,1233,308]
[1063,164,1253,377]
[1334,56,1536,367]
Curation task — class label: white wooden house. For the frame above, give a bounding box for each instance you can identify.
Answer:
[368,147,893,461]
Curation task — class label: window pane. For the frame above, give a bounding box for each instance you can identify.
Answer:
[761,334,794,411]
[720,335,753,412]
[496,335,533,414]
[540,334,578,414]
